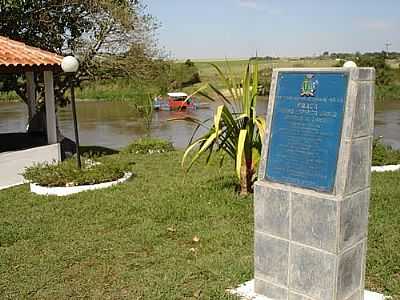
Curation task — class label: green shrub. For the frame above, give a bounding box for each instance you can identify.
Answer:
[175,61,266,195]
[0,91,19,101]
[376,84,400,101]
[80,146,119,158]
[372,138,400,166]
[23,158,126,187]
[122,138,174,154]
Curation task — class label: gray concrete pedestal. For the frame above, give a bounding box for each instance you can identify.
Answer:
[254,68,375,300]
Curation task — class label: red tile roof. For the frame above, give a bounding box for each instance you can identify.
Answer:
[0,36,63,69]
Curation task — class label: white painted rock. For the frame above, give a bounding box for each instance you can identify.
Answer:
[30,172,132,196]
[228,280,388,300]
[371,164,400,172]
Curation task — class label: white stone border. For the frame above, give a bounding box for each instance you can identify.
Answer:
[30,172,132,196]
[228,280,389,300]
[371,165,400,173]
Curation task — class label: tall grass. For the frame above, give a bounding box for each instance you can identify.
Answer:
[75,79,156,102]
[195,58,337,89]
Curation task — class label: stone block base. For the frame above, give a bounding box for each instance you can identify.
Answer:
[254,180,370,300]
[229,280,387,300]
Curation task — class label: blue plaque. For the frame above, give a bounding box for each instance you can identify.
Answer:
[265,72,349,192]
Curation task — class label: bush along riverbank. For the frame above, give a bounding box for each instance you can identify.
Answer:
[122,137,174,154]
[376,84,400,102]
[372,138,400,166]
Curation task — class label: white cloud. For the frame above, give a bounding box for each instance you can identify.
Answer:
[238,0,282,15]
[359,20,393,31]
[238,0,258,9]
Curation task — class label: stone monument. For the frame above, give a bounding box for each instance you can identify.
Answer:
[254,66,375,300]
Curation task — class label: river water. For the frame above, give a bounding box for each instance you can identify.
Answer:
[0,99,399,150]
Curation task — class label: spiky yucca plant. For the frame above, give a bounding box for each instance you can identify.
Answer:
[175,62,266,195]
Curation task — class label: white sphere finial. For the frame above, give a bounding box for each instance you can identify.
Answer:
[343,61,357,68]
[61,56,79,73]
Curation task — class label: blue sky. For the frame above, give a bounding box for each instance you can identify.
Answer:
[144,0,399,59]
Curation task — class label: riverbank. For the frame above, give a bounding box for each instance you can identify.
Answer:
[0,151,399,299]
[376,84,400,102]
[1,57,399,103]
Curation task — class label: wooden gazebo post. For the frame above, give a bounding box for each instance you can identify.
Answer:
[44,70,57,144]
[25,71,36,121]
[24,69,58,145]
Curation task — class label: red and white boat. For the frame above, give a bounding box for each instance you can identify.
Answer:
[154,92,197,111]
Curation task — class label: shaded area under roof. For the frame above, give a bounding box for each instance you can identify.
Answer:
[0,36,63,72]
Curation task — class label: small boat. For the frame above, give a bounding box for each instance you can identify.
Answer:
[154,92,197,111]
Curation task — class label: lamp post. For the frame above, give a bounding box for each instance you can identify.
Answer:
[61,56,81,169]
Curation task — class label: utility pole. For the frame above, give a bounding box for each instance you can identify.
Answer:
[385,42,392,56]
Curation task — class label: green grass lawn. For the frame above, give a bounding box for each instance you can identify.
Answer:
[0,152,252,299]
[0,151,399,299]
[368,172,400,298]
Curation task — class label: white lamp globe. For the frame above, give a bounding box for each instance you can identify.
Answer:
[343,61,357,68]
[61,56,79,73]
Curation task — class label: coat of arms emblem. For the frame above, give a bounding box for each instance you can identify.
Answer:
[301,74,318,97]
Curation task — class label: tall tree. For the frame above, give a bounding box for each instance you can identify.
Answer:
[0,0,159,78]
[0,0,160,134]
